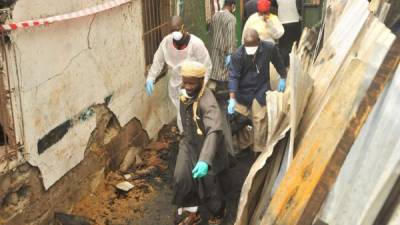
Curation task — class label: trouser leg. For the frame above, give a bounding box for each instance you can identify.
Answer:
[172,142,226,216]
[251,100,268,152]
[234,103,253,150]
[280,22,302,67]
[172,141,198,208]
[201,174,226,217]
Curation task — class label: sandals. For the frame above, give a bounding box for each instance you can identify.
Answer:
[208,216,224,225]
[208,208,226,225]
[178,212,201,225]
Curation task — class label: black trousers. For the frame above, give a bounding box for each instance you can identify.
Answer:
[172,141,226,217]
[279,22,302,67]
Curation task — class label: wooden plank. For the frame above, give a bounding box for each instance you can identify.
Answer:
[260,36,399,225]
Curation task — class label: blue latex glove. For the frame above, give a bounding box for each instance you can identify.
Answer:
[224,54,232,67]
[278,79,286,92]
[192,161,209,179]
[227,98,236,115]
[146,80,154,96]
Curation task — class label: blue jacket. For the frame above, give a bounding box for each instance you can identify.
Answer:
[228,41,287,107]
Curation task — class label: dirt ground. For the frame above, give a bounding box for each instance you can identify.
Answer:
[71,125,255,225]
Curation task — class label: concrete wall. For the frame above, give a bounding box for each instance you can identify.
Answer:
[0,106,151,225]
[3,0,175,188]
[0,2,176,223]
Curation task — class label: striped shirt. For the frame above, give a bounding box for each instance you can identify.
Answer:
[210,9,237,81]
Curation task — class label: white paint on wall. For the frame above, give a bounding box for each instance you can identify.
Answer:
[6,0,175,189]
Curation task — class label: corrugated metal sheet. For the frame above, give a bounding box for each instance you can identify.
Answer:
[318,66,400,225]
[234,0,399,224]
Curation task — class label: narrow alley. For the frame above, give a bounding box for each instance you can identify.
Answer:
[0,0,398,225]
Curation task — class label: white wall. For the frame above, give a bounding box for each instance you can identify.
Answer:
[5,0,175,189]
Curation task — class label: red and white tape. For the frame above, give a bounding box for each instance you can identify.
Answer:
[0,0,131,31]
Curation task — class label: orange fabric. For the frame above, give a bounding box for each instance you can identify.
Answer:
[257,0,271,13]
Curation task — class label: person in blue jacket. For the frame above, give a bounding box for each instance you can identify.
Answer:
[227,28,287,153]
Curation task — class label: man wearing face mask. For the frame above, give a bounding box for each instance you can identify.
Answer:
[145,16,212,132]
[228,29,286,153]
[242,0,284,44]
[173,61,231,225]
[208,0,237,94]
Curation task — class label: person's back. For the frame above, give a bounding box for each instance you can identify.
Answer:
[211,11,236,56]
[210,9,236,82]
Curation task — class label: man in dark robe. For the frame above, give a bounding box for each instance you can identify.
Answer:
[172,61,232,225]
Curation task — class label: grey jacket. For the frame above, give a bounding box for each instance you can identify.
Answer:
[179,88,232,175]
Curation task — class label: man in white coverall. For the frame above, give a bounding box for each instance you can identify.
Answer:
[145,16,212,132]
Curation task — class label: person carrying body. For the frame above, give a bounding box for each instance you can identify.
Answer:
[227,29,286,153]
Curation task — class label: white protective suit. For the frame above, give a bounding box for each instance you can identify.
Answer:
[146,33,212,131]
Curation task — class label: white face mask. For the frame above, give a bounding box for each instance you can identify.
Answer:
[245,46,258,55]
[172,31,183,41]
[180,88,192,99]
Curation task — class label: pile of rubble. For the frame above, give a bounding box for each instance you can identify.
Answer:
[67,125,180,225]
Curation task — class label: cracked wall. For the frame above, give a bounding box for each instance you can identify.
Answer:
[0,105,151,225]
[3,0,175,188]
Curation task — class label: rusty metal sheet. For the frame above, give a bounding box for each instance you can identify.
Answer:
[297,0,370,139]
[286,49,313,170]
[318,65,400,225]
[323,0,349,44]
[260,17,397,225]
[234,90,290,225]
